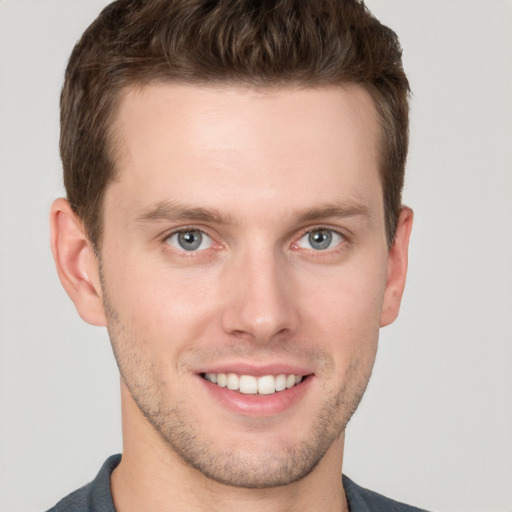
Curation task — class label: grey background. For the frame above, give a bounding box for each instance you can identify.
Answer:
[1,1,511,511]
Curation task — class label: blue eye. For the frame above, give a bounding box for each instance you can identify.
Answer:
[297,229,343,251]
[167,230,213,251]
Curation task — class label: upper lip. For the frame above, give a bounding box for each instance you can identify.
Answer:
[195,362,314,377]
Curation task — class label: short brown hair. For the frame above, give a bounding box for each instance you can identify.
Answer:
[60,0,410,248]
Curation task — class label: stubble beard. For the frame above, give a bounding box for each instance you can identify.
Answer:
[102,292,375,489]
[161,382,370,489]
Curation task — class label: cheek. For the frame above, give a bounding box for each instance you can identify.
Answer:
[102,240,387,372]
[296,259,386,361]
[103,257,221,350]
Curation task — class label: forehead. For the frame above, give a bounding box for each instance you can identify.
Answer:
[107,82,382,224]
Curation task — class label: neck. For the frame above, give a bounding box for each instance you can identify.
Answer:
[111,384,348,512]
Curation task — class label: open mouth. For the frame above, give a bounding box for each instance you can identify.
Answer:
[201,372,308,395]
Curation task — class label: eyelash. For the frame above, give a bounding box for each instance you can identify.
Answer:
[293,226,347,251]
[162,227,217,256]
[161,225,349,255]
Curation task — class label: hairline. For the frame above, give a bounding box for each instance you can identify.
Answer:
[89,78,392,253]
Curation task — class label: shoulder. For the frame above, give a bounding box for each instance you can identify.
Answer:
[45,483,93,512]
[343,475,431,512]
[45,455,121,512]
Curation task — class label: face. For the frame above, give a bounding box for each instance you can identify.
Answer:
[96,83,401,487]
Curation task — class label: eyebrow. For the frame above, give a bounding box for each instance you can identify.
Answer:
[135,200,236,225]
[135,199,370,226]
[294,202,370,223]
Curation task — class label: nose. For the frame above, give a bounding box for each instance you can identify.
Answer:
[220,247,299,343]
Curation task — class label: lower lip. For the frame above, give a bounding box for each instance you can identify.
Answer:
[198,375,313,417]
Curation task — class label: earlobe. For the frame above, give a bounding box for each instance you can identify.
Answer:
[50,198,107,326]
[380,207,414,327]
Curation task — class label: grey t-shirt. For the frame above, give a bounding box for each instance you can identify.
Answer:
[46,454,430,511]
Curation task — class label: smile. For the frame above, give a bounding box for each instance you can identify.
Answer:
[202,373,304,395]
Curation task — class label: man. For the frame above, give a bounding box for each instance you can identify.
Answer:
[48,0,426,510]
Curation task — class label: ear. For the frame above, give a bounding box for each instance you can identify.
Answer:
[380,206,414,327]
[50,198,107,326]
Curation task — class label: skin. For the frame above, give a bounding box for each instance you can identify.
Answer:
[51,83,413,512]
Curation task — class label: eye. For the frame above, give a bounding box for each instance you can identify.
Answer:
[166,229,213,251]
[296,229,344,251]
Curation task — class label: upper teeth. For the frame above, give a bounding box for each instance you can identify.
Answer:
[204,373,303,395]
